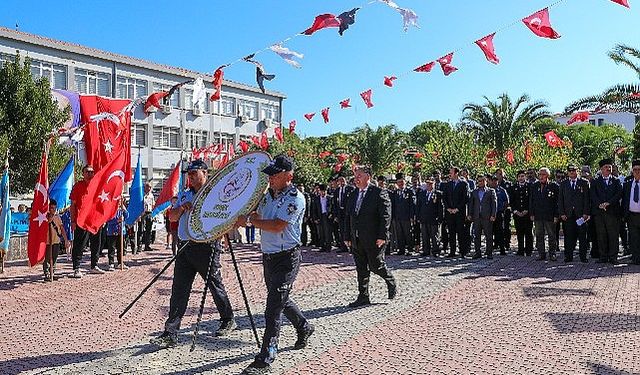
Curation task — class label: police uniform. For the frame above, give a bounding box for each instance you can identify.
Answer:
[509,182,533,255]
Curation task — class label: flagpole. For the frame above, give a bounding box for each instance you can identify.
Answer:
[119,199,124,271]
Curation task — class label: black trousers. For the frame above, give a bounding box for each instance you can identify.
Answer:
[420,223,440,255]
[300,219,309,246]
[627,213,640,263]
[446,212,469,256]
[441,220,449,251]
[105,235,123,265]
[588,219,599,258]
[514,215,533,255]
[412,220,421,248]
[493,211,505,252]
[256,248,309,365]
[71,226,103,269]
[502,209,512,251]
[164,241,234,335]
[143,213,153,249]
[562,215,588,261]
[393,219,413,253]
[594,213,621,261]
[318,214,332,251]
[43,243,60,276]
[473,218,494,256]
[352,240,396,299]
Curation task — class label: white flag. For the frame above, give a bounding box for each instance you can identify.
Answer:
[379,0,419,32]
[192,77,206,110]
[269,44,304,69]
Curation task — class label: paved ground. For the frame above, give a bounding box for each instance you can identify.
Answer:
[2,240,640,375]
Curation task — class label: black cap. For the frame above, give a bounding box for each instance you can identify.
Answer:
[376,175,386,182]
[567,165,578,171]
[599,158,613,168]
[633,160,640,167]
[262,154,294,176]
[395,173,405,180]
[187,159,208,171]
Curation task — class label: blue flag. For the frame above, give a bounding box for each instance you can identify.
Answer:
[0,168,11,252]
[49,156,75,211]
[125,154,144,226]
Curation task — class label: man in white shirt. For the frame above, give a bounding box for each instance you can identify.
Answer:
[141,182,156,251]
[623,160,640,264]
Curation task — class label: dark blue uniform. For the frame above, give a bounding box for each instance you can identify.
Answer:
[391,187,416,254]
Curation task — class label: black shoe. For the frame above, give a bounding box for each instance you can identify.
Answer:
[596,258,608,263]
[215,319,237,337]
[580,258,589,263]
[388,284,397,300]
[486,253,493,259]
[537,255,546,261]
[144,246,152,252]
[294,324,315,350]
[611,258,619,265]
[348,297,371,308]
[420,252,429,257]
[397,251,406,256]
[445,253,456,258]
[241,360,271,375]
[336,248,348,253]
[564,257,573,263]
[150,332,178,348]
[550,253,557,261]
[472,252,482,260]
[516,251,525,256]
[499,250,506,256]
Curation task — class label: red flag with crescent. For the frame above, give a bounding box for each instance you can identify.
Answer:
[288,120,297,134]
[340,98,351,109]
[239,140,249,153]
[251,135,261,149]
[524,141,533,162]
[321,107,330,123]
[302,14,341,35]
[437,53,458,76]
[522,8,561,39]
[274,127,284,143]
[567,111,590,125]
[304,113,315,121]
[544,130,564,148]
[475,33,500,65]
[76,151,126,234]
[27,149,49,267]
[260,131,269,150]
[384,76,397,87]
[210,65,226,101]
[360,89,374,108]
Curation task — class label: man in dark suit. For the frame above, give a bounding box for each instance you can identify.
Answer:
[468,175,497,259]
[298,184,311,246]
[332,176,354,253]
[622,160,640,264]
[510,171,533,256]
[344,166,397,308]
[489,175,509,255]
[312,184,333,252]
[391,173,415,255]
[442,167,470,257]
[558,165,591,263]
[529,167,560,261]
[495,168,512,253]
[591,158,623,264]
[416,177,443,256]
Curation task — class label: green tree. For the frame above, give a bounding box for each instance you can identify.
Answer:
[349,124,407,175]
[0,54,72,194]
[556,123,632,170]
[407,120,452,147]
[461,93,551,155]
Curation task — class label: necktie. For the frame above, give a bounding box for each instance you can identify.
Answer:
[571,181,575,190]
[355,189,366,213]
[634,182,639,203]
[427,192,431,202]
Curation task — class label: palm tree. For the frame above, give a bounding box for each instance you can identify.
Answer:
[564,44,640,114]
[349,124,406,175]
[461,93,551,155]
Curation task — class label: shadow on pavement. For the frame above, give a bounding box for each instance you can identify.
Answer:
[545,312,640,334]
[586,361,638,375]
[522,286,595,299]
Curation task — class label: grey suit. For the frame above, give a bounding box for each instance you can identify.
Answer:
[468,187,498,256]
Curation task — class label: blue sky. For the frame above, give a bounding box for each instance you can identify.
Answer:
[1,0,638,137]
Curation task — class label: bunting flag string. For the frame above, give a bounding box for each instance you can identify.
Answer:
[321,107,330,123]
[269,44,304,68]
[340,98,351,108]
[384,76,397,87]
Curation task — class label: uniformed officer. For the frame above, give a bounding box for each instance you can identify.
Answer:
[150,159,235,348]
[391,173,415,255]
[558,165,591,262]
[236,155,314,375]
[510,171,533,256]
[529,167,560,261]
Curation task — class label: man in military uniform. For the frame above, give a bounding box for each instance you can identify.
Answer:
[410,173,423,252]
[416,177,443,256]
[510,170,533,256]
[495,169,512,253]
[582,166,599,258]
[442,167,470,257]
[558,165,591,262]
[591,158,623,264]
[150,159,235,348]
[237,155,314,375]
[489,175,509,255]
[529,167,560,261]
[391,173,415,255]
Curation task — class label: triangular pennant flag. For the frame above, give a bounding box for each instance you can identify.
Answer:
[260,131,269,150]
[239,140,249,153]
[150,159,182,218]
[437,53,458,76]
[210,65,227,102]
[288,120,297,134]
[321,108,330,123]
[274,127,284,143]
[630,92,640,99]
[304,113,315,121]
[522,8,561,39]
[610,0,630,8]
[144,92,169,113]
[269,44,304,68]
[251,135,261,149]
[340,98,351,108]
[337,8,359,36]
[302,14,341,35]
[567,111,590,125]
[475,33,500,65]
[544,130,564,147]
[414,62,435,73]
[360,89,374,108]
[384,76,397,87]
[243,55,275,93]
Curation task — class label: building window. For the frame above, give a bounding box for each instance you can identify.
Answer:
[30,59,67,90]
[152,169,172,189]
[261,104,280,122]
[184,89,193,110]
[597,119,605,126]
[220,96,236,116]
[131,123,147,146]
[238,100,258,120]
[186,129,208,149]
[152,83,180,107]
[153,126,180,149]
[75,69,110,96]
[116,76,147,99]
[212,132,235,150]
[0,53,15,67]
[589,119,596,125]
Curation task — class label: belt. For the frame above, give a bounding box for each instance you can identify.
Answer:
[262,246,299,260]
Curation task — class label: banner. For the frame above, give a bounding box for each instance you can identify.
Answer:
[10,212,29,234]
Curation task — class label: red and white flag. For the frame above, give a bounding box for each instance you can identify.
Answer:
[437,53,458,76]
[304,113,315,121]
[414,61,435,73]
[27,149,49,267]
[630,92,640,99]
[522,8,561,39]
[239,140,249,153]
[274,127,284,143]
[544,130,564,148]
[384,76,397,87]
[302,14,341,35]
[260,131,269,150]
[360,89,374,108]
[340,98,351,108]
[152,160,182,213]
[506,149,515,165]
[475,33,500,65]
[210,65,226,102]
[610,0,630,8]
[221,143,235,167]
[76,151,126,234]
[321,107,330,123]
[567,111,590,125]
[288,120,297,134]
[251,135,261,149]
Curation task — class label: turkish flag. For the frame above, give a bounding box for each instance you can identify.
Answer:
[251,135,261,149]
[524,141,533,162]
[630,92,640,99]
[333,163,343,173]
[260,131,269,150]
[288,120,297,134]
[337,153,348,162]
[321,107,330,123]
[437,53,458,76]
[475,33,500,64]
[384,76,397,87]
[611,0,630,8]
[506,149,515,165]
[27,149,49,267]
[80,95,132,181]
[304,113,315,121]
[239,140,249,153]
[302,14,341,35]
[221,143,235,167]
[522,8,561,39]
[76,151,126,234]
[144,92,169,113]
[340,98,351,108]
[360,89,374,108]
[319,151,332,158]
[544,130,564,148]
[567,111,590,125]
[414,62,435,73]
[274,127,284,143]
[210,66,225,101]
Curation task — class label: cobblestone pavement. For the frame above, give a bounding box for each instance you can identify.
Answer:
[2,241,640,375]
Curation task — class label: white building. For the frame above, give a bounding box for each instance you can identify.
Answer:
[555,111,639,132]
[0,26,285,189]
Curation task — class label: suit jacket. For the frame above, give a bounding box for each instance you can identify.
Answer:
[344,183,391,248]
[509,182,531,213]
[558,178,590,218]
[468,188,497,220]
[442,179,469,215]
[529,181,559,221]
[311,194,333,221]
[416,189,444,225]
[621,179,640,218]
[332,185,354,217]
[391,187,416,221]
[590,175,622,216]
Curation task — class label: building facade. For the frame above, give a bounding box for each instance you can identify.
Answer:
[0,26,285,189]
[555,111,639,132]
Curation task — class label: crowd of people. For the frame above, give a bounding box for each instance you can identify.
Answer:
[298,158,640,265]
